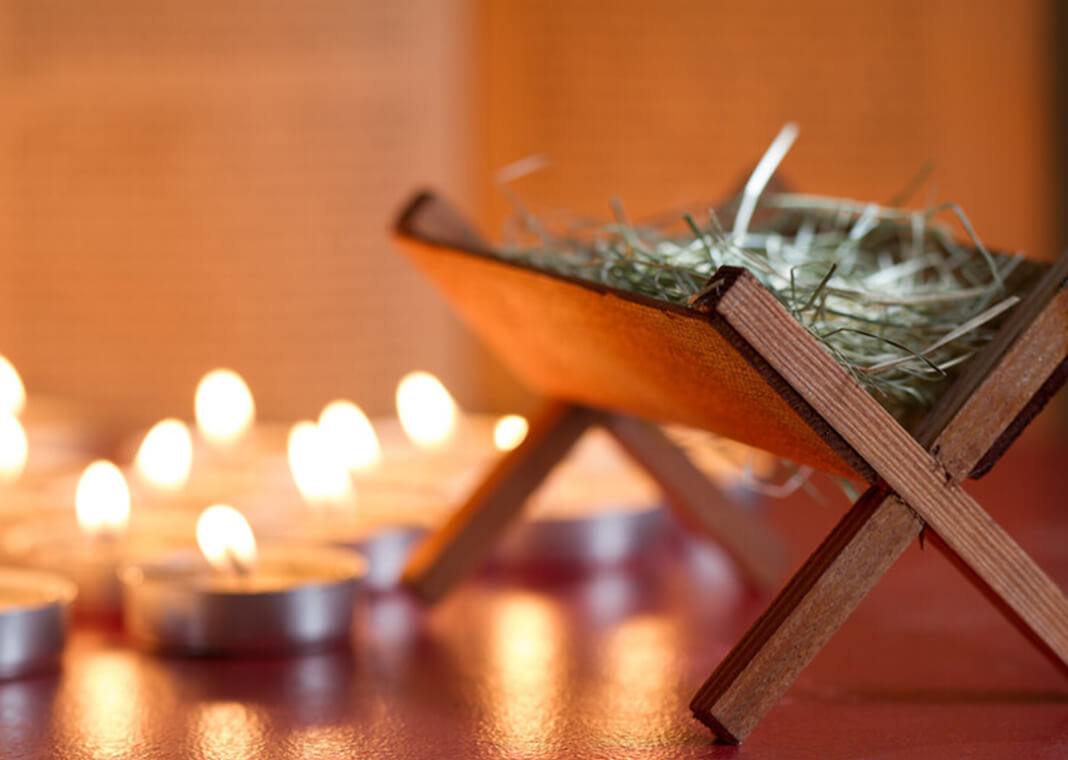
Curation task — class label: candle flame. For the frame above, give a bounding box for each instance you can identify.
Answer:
[196,504,257,575]
[75,460,131,538]
[136,418,193,491]
[395,371,457,449]
[287,421,353,507]
[194,369,255,447]
[493,414,529,452]
[0,414,28,483]
[0,355,25,417]
[317,400,380,471]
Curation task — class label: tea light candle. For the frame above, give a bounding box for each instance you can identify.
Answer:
[0,355,25,417]
[2,461,195,614]
[189,368,291,467]
[0,414,40,528]
[194,368,255,453]
[120,368,289,512]
[1,355,110,481]
[0,413,28,485]
[121,505,365,655]
[490,428,672,568]
[365,372,493,496]
[278,414,432,589]
[0,567,76,679]
[127,416,256,509]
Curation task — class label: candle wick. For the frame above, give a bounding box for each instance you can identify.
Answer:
[93,526,118,547]
[223,546,251,578]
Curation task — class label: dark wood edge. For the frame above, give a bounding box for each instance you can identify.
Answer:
[911,250,1068,449]
[692,267,876,482]
[394,189,709,322]
[970,357,1068,478]
[689,482,899,739]
[394,189,495,254]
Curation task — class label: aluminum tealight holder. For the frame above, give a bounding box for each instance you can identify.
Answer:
[120,545,365,656]
[0,568,77,679]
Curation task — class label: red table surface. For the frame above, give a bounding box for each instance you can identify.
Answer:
[2,427,1066,760]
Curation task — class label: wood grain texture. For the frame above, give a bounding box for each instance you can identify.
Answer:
[602,414,788,593]
[690,485,918,744]
[691,271,1068,742]
[403,402,598,602]
[395,194,862,478]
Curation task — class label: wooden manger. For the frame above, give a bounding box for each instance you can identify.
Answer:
[392,189,1068,743]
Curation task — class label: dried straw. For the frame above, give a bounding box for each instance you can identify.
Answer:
[494,125,1041,427]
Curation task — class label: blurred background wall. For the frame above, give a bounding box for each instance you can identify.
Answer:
[0,0,1059,428]
[0,1,481,426]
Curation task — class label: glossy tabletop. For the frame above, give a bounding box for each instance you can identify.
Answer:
[2,428,1066,759]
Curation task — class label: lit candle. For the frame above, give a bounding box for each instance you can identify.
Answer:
[75,460,131,540]
[0,567,76,679]
[0,355,96,482]
[2,460,194,614]
[0,414,28,485]
[135,418,194,495]
[395,371,457,450]
[369,371,487,499]
[280,409,431,590]
[187,369,296,502]
[195,369,255,450]
[120,504,365,655]
[123,414,261,513]
[124,371,282,512]
[318,400,380,472]
[490,428,671,569]
[287,420,354,511]
[493,414,529,452]
[0,355,26,417]
[0,413,49,528]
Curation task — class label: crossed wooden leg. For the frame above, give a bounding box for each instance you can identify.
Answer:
[690,270,1068,743]
[402,402,789,603]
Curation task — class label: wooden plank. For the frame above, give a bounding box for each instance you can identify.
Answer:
[691,274,1068,742]
[603,414,789,593]
[395,193,864,478]
[404,401,791,599]
[402,402,597,602]
[910,249,1068,451]
[703,268,1068,667]
[690,485,918,744]
[933,286,1068,475]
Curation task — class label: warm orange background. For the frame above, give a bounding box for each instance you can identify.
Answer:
[0,1,1058,427]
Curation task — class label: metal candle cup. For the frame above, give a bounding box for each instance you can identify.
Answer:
[492,506,671,569]
[120,544,365,655]
[489,428,671,569]
[0,568,76,679]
